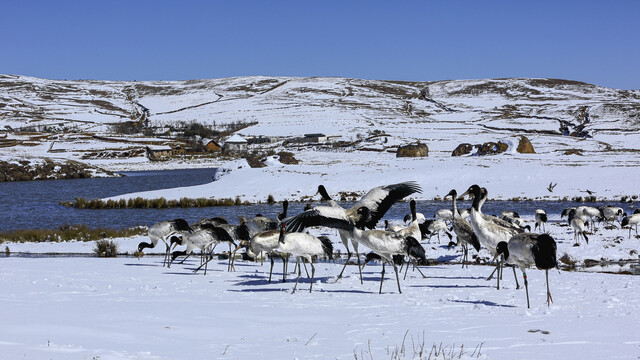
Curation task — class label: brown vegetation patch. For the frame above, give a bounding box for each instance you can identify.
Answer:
[61,196,250,209]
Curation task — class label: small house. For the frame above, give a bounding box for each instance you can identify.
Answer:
[304,133,327,143]
[145,145,173,160]
[203,139,221,152]
[224,134,248,154]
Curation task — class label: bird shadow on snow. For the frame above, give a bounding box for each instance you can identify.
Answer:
[450,299,517,308]
[425,275,487,280]
[435,255,461,262]
[410,284,495,289]
[123,263,163,267]
[228,288,287,293]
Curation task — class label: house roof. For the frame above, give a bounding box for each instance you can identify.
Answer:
[147,145,172,151]
[226,134,247,143]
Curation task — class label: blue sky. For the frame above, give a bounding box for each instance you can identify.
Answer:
[3,1,638,89]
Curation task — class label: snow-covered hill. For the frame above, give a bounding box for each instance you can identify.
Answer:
[2,74,640,200]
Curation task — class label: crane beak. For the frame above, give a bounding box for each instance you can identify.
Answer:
[457,190,470,200]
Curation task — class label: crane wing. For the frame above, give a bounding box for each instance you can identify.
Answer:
[284,206,355,233]
[349,181,422,229]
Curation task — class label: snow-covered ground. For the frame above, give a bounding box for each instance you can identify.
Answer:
[1,252,639,359]
[2,207,639,359]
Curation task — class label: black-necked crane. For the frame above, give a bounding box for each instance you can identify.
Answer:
[191,222,250,272]
[621,213,640,239]
[232,229,287,283]
[362,252,404,270]
[277,200,289,222]
[459,185,523,290]
[444,189,480,268]
[395,200,423,242]
[239,214,278,237]
[168,224,236,275]
[500,211,520,219]
[499,213,531,232]
[476,188,529,234]
[352,207,427,293]
[534,209,548,232]
[288,182,422,283]
[192,217,228,230]
[275,224,333,293]
[424,219,453,244]
[495,233,557,308]
[137,219,193,266]
[561,207,576,224]
[286,206,426,294]
[568,209,589,245]
[599,206,625,226]
[581,206,601,231]
[385,220,404,232]
[434,208,453,225]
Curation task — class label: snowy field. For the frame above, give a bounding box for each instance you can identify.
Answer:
[2,214,640,360]
[1,255,639,360]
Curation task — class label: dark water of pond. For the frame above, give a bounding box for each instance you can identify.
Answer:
[0,168,636,231]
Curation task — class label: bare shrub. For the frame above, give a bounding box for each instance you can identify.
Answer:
[93,239,119,257]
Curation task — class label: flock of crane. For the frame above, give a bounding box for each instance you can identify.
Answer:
[136,181,640,308]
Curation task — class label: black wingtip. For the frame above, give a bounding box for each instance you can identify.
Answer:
[318,236,334,260]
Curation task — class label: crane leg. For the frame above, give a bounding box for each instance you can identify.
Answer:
[511,265,520,289]
[163,243,170,267]
[354,245,363,285]
[379,262,386,294]
[403,259,410,280]
[268,255,274,283]
[414,261,427,278]
[309,262,315,293]
[523,271,530,309]
[393,262,402,294]
[546,269,553,306]
[462,244,467,269]
[178,252,192,265]
[487,260,499,281]
[227,243,235,272]
[193,255,214,273]
[282,256,287,283]
[336,249,352,280]
[292,258,301,294]
[303,260,309,278]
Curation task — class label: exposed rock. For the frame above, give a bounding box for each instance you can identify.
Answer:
[0,159,116,182]
[396,142,429,158]
[564,148,583,156]
[516,136,535,153]
[452,143,474,157]
[476,142,509,156]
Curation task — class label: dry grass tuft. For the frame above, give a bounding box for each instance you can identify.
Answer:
[93,239,119,257]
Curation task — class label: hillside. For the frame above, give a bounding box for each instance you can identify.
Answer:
[1,74,640,200]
